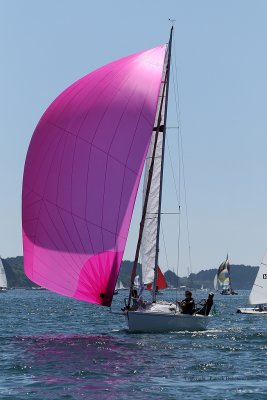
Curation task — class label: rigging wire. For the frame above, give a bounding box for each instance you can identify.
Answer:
[160,221,170,272]
[171,34,193,292]
[165,134,180,299]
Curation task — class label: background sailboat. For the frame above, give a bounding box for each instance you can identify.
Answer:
[237,252,267,314]
[115,280,126,291]
[0,257,8,291]
[214,255,237,295]
[200,284,208,292]
[114,279,126,295]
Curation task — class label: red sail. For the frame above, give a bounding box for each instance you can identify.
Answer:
[146,266,167,290]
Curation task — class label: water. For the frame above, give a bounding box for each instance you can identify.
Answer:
[0,289,266,399]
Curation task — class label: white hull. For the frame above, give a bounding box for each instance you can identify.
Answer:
[237,307,267,315]
[0,257,7,289]
[126,309,209,332]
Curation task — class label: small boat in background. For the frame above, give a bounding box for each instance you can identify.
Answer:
[114,280,126,295]
[237,251,267,314]
[0,257,8,291]
[200,284,208,292]
[116,280,126,290]
[214,254,238,295]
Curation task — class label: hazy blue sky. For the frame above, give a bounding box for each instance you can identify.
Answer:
[1,0,267,276]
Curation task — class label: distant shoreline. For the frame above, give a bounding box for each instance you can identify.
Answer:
[2,256,258,290]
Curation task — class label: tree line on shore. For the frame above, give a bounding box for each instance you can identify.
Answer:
[2,256,258,290]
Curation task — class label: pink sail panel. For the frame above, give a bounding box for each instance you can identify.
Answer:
[22,45,166,306]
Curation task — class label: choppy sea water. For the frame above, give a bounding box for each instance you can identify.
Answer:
[0,289,266,399]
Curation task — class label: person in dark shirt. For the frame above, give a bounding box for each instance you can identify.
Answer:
[177,290,196,315]
[196,293,214,316]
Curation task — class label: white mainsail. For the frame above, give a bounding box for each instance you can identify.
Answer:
[0,257,7,288]
[140,132,163,284]
[249,252,267,305]
[140,54,167,285]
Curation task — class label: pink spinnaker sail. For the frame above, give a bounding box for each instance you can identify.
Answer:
[22,45,166,306]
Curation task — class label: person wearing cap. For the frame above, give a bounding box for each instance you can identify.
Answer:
[177,290,196,315]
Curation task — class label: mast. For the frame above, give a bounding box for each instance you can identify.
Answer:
[152,27,173,302]
[127,27,173,307]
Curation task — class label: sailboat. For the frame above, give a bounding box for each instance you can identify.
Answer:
[0,257,8,291]
[214,255,237,295]
[200,284,208,292]
[22,27,210,332]
[115,280,126,291]
[237,252,267,314]
[114,279,126,295]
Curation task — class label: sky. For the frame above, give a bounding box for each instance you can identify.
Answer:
[1,0,267,276]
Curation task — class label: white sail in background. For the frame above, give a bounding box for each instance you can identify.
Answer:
[140,55,167,285]
[0,257,7,288]
[115,280,125,290]
[134,275,141,289]
[249,252,267,305]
